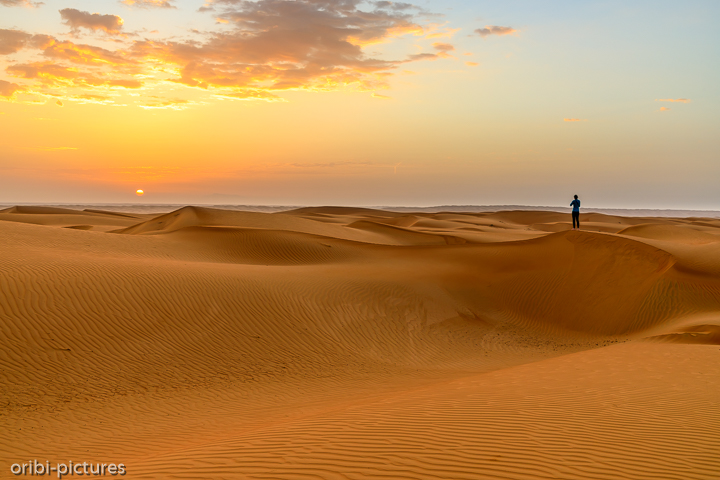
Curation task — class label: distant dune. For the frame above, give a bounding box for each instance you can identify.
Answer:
[3,203,720,217]
[1,206,718,479]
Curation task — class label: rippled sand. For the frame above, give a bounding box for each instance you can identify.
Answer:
[1,205,719,479]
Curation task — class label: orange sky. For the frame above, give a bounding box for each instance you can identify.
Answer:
[1,0,718,208]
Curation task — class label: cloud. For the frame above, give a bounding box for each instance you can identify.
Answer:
[0,30,137,64]
[659,107,670,111]
[375,1,416,11]
[33,146,79,151]
[56,99,63,106]
[107,79,142,88]
[425,27,460,39]
[3,29,141,100]
[138,98,189,109]
[0,29,31,54]
[215,90,284,101]
[70,94,115,104]
[121,0,175,8]
[371,92,391,99]
[203,0,419,14]
[44,40,137,66]
[285,160,379,169]
[0,79,23,97]
[656,98,691,103]
[131,0,425,94]
[60,8,124,35]
[432,42,454,52]
[0,0,40,7]
[407,52,440,61]
[465,61,478,67]
[7,62,79,81]
[563,118,586,122]
[475,25,517,38]
[8,62,142,91]
[415,42,451,61]
[0,29,53,55]
[428,42,455,59]
[1,0,436,103]
[2,33,136,74]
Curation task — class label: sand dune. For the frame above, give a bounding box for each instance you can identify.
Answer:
[0,206,150,232]
[1,207,719,479]
[619,223,720,244]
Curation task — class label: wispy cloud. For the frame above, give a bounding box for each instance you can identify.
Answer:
[0,0,41,7]
[432,42,454,52]
[563,118,586,122]
[655,98,691,103]
[60,8,125,36]
[371,93,392,99]
[659,106,670,112]
[138,98,190,109]
[284,160,380,170]
[121,0,175,9]
[7,62,142,90]
[108,79,142,88]
[44,40,137,66]
[34,146,79,151]
[214,90,285,102]
[407,52,440,61]
[426,42,455,59]
[375,2,418,12]
[425,26,460,39]
[0,29,53,54]
[465,61,478,67]
[38,93,118,105]
[475,25,517,38]
[433,42,455,55]
[0,79,23,97]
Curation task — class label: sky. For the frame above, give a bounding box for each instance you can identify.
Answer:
[1,0,719,208]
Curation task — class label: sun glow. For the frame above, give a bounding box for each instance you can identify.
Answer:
[136,189,144,196]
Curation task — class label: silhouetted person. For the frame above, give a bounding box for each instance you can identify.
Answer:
[570,195,581,230]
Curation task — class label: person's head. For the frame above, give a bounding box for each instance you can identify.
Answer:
[574,195,578,199]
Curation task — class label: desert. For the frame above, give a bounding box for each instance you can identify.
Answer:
[1,205,718,479]
[2,0,718,477]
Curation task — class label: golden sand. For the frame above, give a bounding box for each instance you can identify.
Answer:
[1,206,719,479]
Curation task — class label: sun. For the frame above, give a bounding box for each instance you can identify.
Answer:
[136,189,144,196]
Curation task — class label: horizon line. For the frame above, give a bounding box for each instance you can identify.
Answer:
[2,203,720,213]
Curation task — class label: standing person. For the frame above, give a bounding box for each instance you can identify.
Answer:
[570,195,581,230]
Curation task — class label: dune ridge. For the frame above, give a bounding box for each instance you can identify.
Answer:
[1,206,719,479]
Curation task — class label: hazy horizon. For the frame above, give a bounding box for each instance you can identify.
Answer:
[4,202,720,219]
